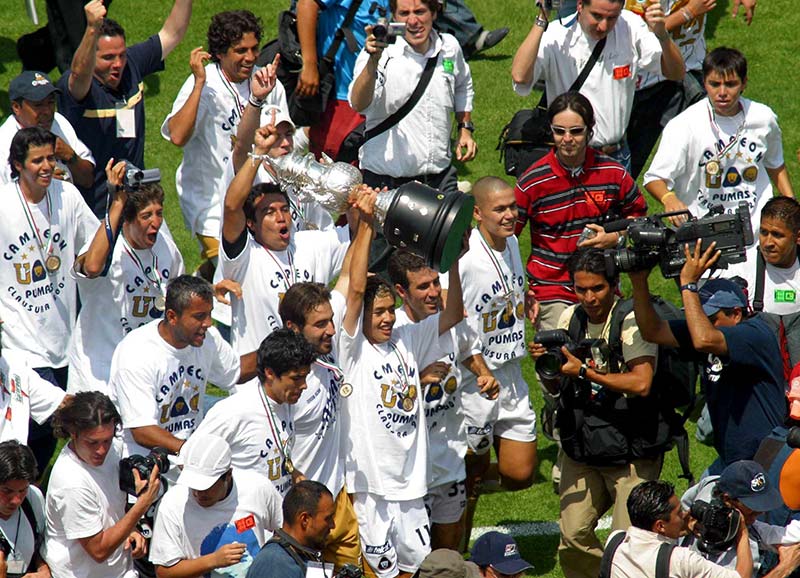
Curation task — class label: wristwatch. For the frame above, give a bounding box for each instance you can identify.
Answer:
[535,15,549,30]
[578,363,589,380]
[680,283,699,293]
[457,121,475,133]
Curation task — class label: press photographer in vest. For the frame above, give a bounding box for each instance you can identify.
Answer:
[0,441,49,578]
[529,248,664,578]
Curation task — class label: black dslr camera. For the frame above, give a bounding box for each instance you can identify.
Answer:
[603,201,753,279]
[690,499,741,554]
[533,329,609,380]
[122,162,161,192]
[335,564,364,578]
[119,447,170,496]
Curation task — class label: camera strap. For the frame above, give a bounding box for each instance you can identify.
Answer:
[536,36,607,111]
[324,0,367,66]
[753,249,767,312]
[266,528,323,570]
[599,531,675,578]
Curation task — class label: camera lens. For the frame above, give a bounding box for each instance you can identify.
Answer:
[536,351,565,380]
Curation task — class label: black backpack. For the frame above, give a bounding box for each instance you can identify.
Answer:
[560,297,698,482]
[599,531,675,578]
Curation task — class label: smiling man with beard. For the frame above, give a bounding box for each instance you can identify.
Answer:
[108,275,240,473]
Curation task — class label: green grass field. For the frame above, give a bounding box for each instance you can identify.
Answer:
[2,0,798,575]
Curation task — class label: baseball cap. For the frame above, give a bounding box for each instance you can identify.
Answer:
[417,549,481,578]
[699,278,747,316]
[717,460,784,513]
[177,433,232,491]
[470,531,533,575]
[9,71,61,103]
[261,105,295,131]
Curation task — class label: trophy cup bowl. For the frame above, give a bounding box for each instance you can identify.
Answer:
[263,152,474,272]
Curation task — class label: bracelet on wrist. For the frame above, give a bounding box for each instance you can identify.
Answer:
[680,283,699,293]
[248,94,265,108]
[535,15,548,30]
[661,191,677,202]
[682,7,694,22]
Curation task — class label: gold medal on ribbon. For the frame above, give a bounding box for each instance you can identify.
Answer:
[45,254,61,273]
[339,383,353,398]
[284,457,295,474]
[402,396,414,412]
[155,295,166,312]
[705,160,721,177]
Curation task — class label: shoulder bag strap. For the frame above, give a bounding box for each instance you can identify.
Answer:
[364,55,439,142]
[21,497,40,550]
[323,0,367,63]
[599,531,627,578]
[655,542,676,578]
[753,249,766,312]
[570,37,606,93]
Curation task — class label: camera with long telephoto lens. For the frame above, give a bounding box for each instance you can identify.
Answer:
[372,17,407,44]
[122,162,161,192]
[334,564,364,578]
[119,447,170,496]
[602,201,754,279]
[689,498,741,554]
[533,329,610,380]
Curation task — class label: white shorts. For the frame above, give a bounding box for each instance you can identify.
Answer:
[460,361,537,454]
[424,480,466,524]
[352,493,431,577]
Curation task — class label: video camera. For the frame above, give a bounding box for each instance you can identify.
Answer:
[119,447,170,496]
[533,329,610,380]
[689,498,741,554]
[372,17,407,43]
[122,162,161,192]
[602,202,753,279]
[335,565,363,578]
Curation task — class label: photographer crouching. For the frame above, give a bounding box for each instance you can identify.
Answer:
[529,248,669,578]
[42,391,161,578]
[678,460,800,577]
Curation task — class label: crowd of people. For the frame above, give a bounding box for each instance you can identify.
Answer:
[1,0,798,576]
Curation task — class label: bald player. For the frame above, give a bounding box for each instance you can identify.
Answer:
[444,176,538,547]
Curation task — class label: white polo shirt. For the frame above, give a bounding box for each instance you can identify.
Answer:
[350,30,473,178]
[514,10,663,146]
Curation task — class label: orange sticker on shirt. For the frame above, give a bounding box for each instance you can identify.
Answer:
[235,514,256,533]
[613,65,631,80]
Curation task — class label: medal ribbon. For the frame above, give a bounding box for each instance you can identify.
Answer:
[259,385,292,466]
[314,355,344,383]
[217,63,245,116]
[120,234,163,295]
[15,182,55,265]
[478,232,516,302]
[263,247,297,291]
[706,99,746,162]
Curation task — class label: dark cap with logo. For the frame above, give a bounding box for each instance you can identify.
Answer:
[9,71,61,103]
[718,460,784,513]
[699,278,747,316]
[470,531,533,575]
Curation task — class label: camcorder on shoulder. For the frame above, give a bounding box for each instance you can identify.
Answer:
[119,447,170,496]
[372,18,407,43]
[533,329,610,380]
[689,498,741,554]
[122,162,161,192]
[602,201,754,279]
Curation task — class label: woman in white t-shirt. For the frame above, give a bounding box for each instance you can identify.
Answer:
[0,441,48,577]
[43,392,161,578]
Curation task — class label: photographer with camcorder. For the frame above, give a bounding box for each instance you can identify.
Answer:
[529,248,664,578]
[43,391,161,578]
[677,461,800,577]
[602,480,752,578]
[629,240,786,469]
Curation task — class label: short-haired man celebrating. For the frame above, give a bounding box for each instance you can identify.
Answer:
[511,0,684,169]
[193,328,317,497]
[149,433,282,578]
[246,480,337,578]
[387,249,498,551]
[57,0,193,215]
[0,70,94,188]
[109,275,240,467]
[161,10,286,279]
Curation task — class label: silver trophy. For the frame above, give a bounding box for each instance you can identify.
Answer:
[260,151,473,272]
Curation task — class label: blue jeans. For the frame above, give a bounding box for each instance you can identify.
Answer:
[605,140,632,174]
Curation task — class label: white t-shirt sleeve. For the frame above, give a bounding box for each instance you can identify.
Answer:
[28,369,67,424]
[763,108,785,169]
[260,479,284,535]
[643,114,689,191]
[161,73,208,140]
[55,113,95,166]
[207,327,240,390]
[57,486,106,540]
[149,494,185,566]
[73,193,100,251]
[111,354,159,429]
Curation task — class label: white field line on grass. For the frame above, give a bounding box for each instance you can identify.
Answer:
[471,516,612,539]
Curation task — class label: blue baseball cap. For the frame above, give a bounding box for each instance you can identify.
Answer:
[718,460,784,513]
[699,278,747,316]
[470,532,533,575]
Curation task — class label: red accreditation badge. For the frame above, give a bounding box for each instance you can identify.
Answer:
[613,65,632,80]
[235,514,256,533]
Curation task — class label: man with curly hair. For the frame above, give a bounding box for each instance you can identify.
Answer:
[162,10,288,279]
